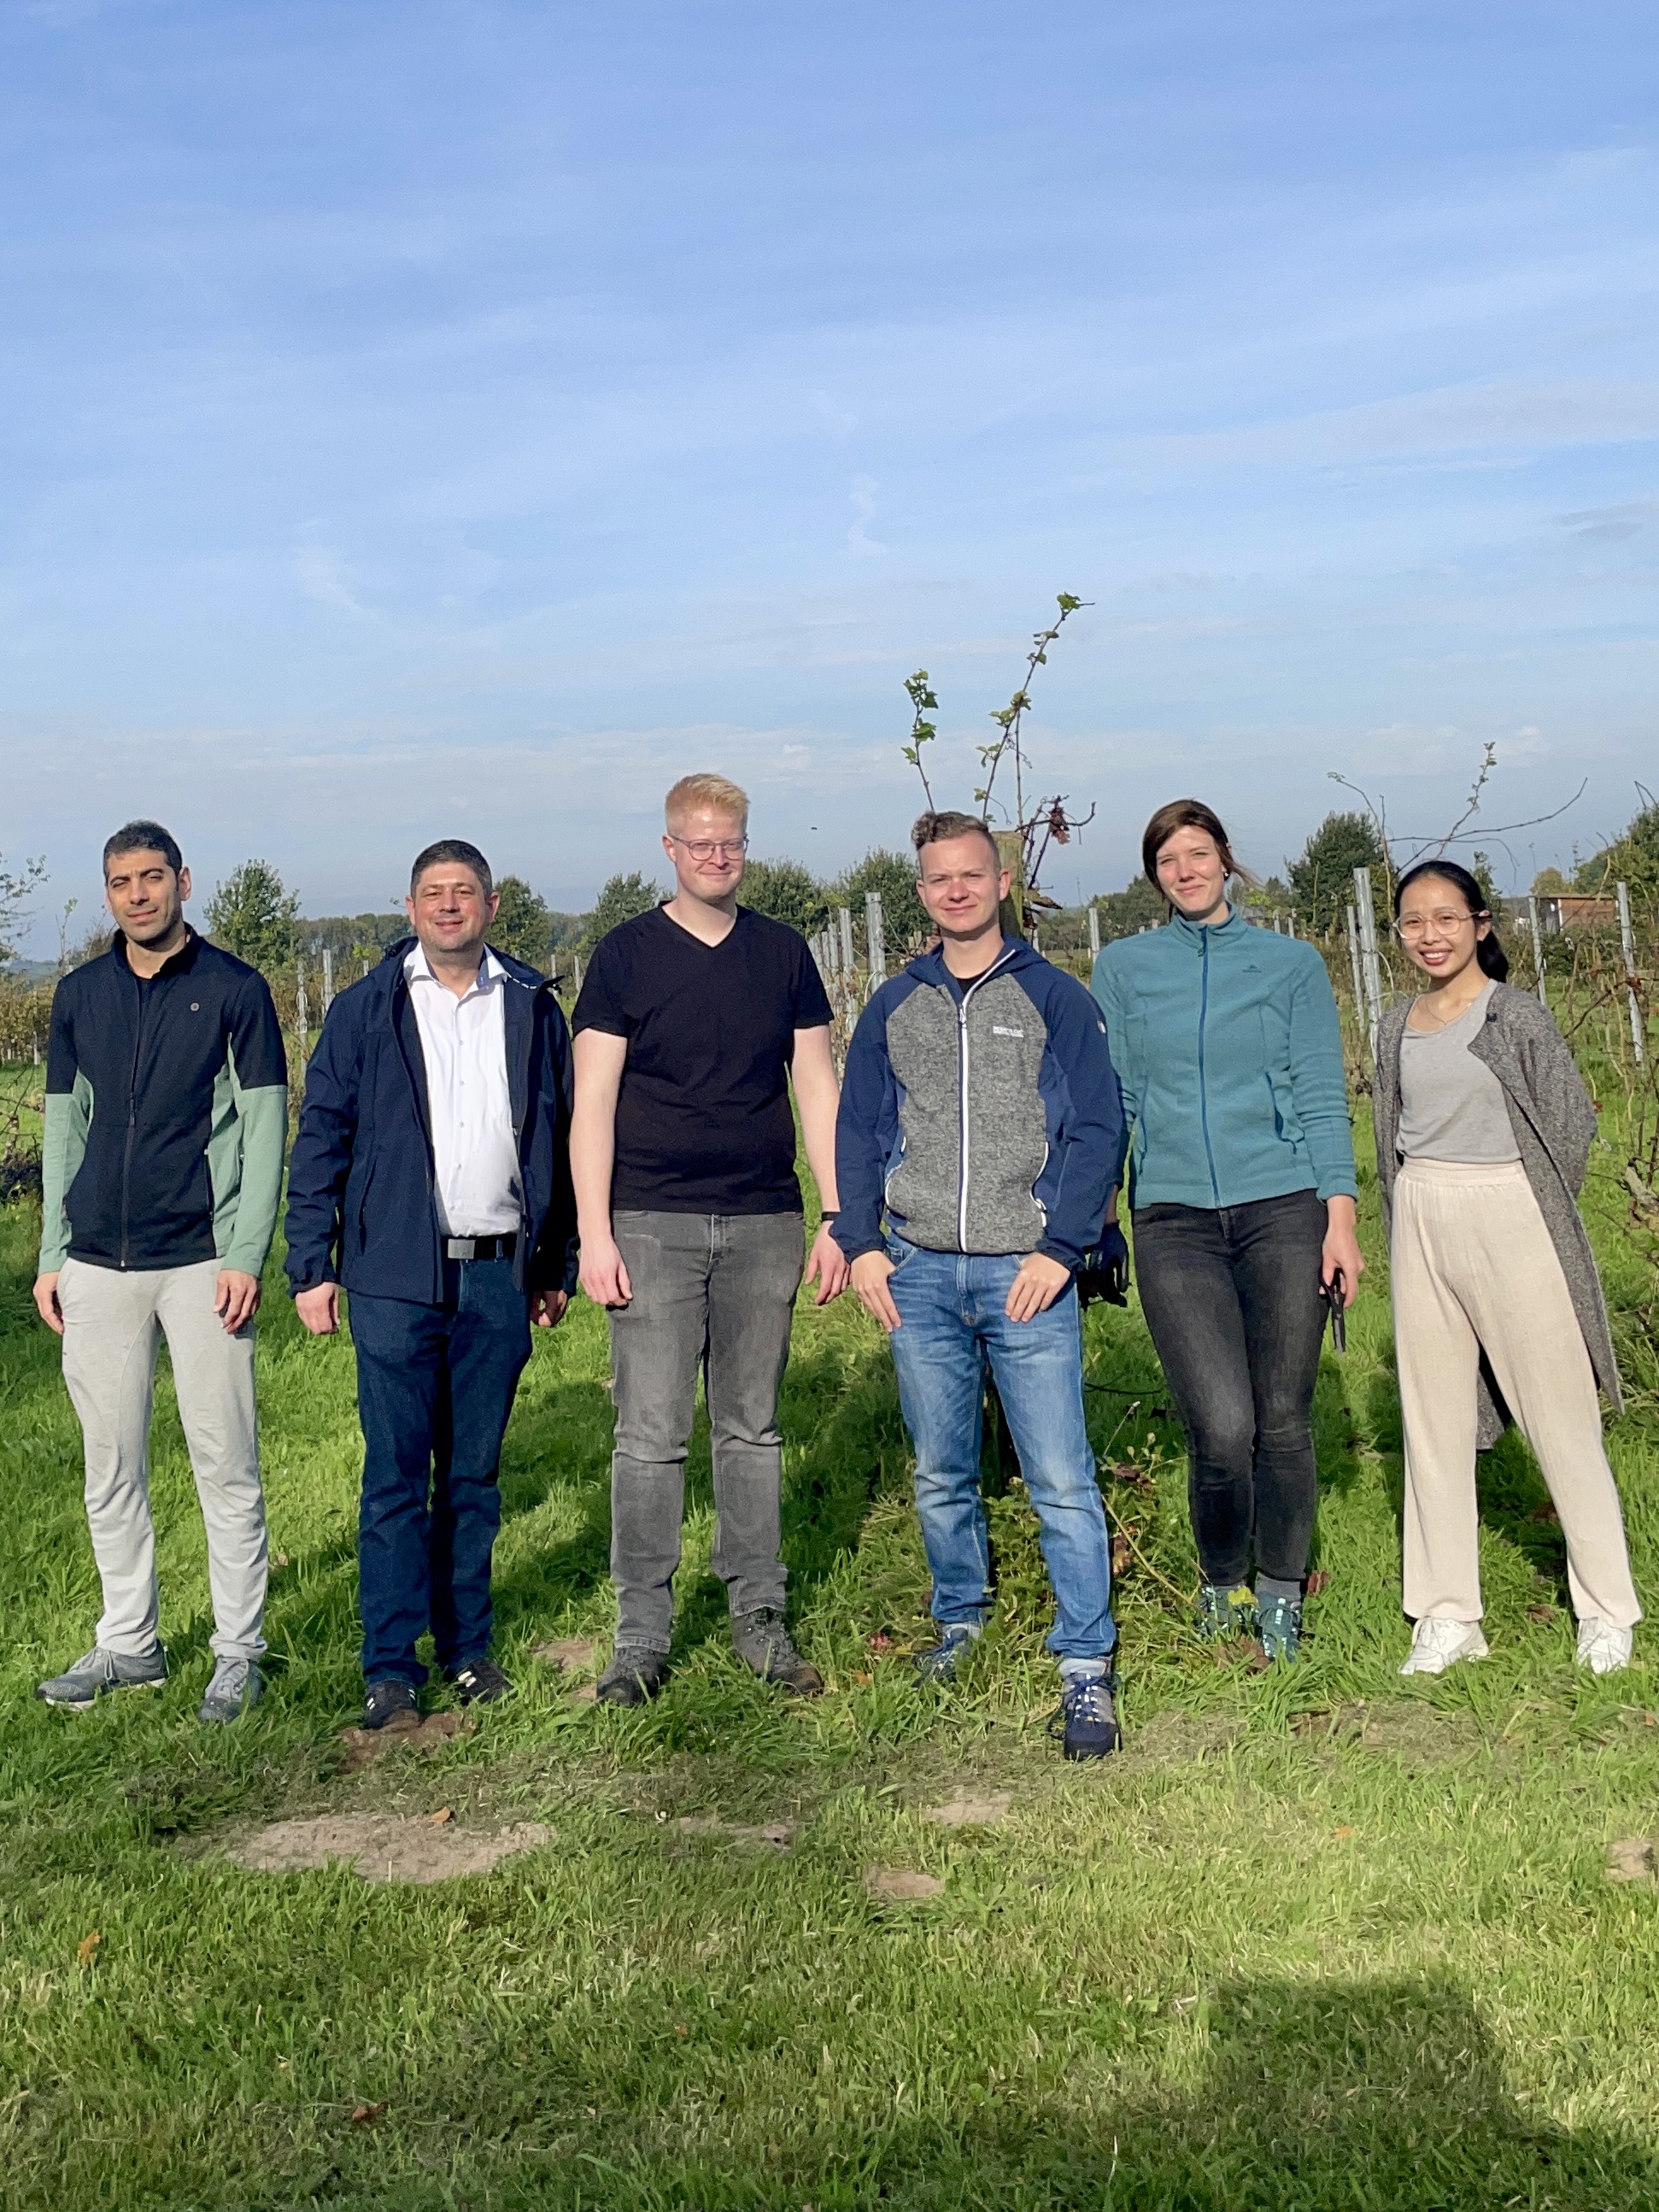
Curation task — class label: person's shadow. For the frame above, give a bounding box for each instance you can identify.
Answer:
[799,1975,1645,2209]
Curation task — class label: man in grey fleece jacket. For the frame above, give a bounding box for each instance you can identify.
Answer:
[832,812,1125,1758]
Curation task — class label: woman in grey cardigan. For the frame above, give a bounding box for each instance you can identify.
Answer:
[1374,861,1639,1676]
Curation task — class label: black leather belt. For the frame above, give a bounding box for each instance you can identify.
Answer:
[444,1232,518,1261]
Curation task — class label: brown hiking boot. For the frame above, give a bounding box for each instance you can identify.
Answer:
[731,1608,823,1695]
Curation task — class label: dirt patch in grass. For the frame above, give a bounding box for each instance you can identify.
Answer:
[1122,1710,1247,1766]
[335,1710,471,1772]
[1606,1836,1659,1885]
[1292,1700,1487,1769]
[675,1816,796,1851]
[865,1867,945,1902]
[230,1813,554,1883]
[923,1788,1013,1828]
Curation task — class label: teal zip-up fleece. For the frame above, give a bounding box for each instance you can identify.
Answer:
[1091,909,1357,1210]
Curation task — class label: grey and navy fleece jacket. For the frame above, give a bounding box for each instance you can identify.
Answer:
[831,937,1124,1271]
[41,930,288,1276]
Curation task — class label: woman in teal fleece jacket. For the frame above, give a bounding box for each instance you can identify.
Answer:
[1092,800,1362,1663]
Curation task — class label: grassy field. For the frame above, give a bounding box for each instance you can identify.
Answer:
[3,1080,1659,2208]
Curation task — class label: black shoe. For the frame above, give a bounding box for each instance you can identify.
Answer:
[730,1607,823,1695]
[361,1679,419,1731]
[595,1647,669,1707]
[1048,1669,1121,1761]
[450,1658,512,1705]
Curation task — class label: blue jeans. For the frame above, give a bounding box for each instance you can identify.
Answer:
[348,1255,531,1686]
[884,1240,1114,1660]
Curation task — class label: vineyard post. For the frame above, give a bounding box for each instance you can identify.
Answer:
[1352,867,1383,1055]
[865,893,886,989]
[1087,903,1099,959]
[1617,880,1645,1068]
[837,906,855,981]
[1344,902,1364,1030]
[1527,895,1548,1007]
[321,948,334,1018]
[295,960,309,1069]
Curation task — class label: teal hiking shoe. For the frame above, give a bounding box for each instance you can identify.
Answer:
[1256,1594,1303,1664]
[1195,1585,1257,1642]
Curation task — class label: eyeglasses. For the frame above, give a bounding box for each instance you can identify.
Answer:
[1395,909,1483,939]
[669,836,748,861]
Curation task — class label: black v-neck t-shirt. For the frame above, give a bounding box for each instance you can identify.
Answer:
[572,904,834,1213]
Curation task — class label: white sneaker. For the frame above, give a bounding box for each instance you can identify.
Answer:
[1398,1617,1489,1676]
[1577,1619,1633,1675]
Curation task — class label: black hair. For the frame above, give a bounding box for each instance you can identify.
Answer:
[1393,860,1510,982]
[103,819,183,877]
[410,838,493,897]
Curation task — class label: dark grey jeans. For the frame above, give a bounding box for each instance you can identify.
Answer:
[607,1209,805,1652]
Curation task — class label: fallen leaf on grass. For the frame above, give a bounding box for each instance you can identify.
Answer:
[76,1932,101,1966]
[924,1789,1012,1828]
[1528,1502,1561,1525]
[1110,1463,1157,1494]
[1305,1570,1332,1597]
[1110,1534,1133,1578]
[1606,1837,1658,1885]
[866,1634,894,1654]
[865,1867,945,1903]
[1526,1605,1556,1624]
[1332,1826,1357,1839]
[350,2102,388,2127]
[850,1670,873,1687]
[428,1808,453,1827]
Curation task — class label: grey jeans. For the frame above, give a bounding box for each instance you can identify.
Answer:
[56,1255,268,1663]
[607,1210,805,1652]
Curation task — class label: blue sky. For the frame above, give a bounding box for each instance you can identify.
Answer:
[3,1,1656,941]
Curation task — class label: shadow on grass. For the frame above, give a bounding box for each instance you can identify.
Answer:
[249,1974,1645,2212]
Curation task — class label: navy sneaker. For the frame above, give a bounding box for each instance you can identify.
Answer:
[912,1624,982,1685]
[450,1658,512,1704]
[1049,1669,1121,1761]
[361,1680,419,1731]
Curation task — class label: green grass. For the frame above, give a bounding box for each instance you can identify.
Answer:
[3,1125,1659,2209]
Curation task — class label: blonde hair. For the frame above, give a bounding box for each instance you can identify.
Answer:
[665,772,749,831]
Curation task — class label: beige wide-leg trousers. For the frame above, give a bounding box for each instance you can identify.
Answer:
[57,1256,268,1662]
[1391,1158,1639,1628]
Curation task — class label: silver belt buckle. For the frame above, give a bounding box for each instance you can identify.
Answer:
[448,1236,477,1260]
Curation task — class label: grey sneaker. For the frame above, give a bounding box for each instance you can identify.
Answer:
[198,1657,264,1724]
[730,1608,823,1694]
[36,1645,168,1710]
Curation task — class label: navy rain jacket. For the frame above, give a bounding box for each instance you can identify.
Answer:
[284,938,577,1305]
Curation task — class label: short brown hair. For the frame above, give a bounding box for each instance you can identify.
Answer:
[1140,799,1256,890]
[411,838,493,896]
[912,810,1000,866]
[665,772,749,830]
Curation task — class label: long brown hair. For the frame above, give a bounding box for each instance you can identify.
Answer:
[1140,799,1257,890]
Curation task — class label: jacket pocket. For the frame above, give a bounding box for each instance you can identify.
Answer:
[1263,1070,1304,1149]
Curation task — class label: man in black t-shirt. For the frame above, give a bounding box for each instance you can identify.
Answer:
[572,772,847,1703]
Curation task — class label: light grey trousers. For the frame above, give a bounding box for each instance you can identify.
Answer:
[1391,1159,1641,1630]
[607,1210,805,1652]
[57,1256,268,1663]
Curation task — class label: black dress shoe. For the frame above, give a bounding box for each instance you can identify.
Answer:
[450,1658,512,1704]
[361,1680,419,1731]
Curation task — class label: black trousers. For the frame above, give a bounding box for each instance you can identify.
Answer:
[1132,1190,1328,1588]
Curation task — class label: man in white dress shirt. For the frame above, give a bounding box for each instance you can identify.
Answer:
[285,841,577,1728]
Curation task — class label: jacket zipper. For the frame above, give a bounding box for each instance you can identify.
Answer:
[1197,930,1221,1205]
[120,968,151,1269]
[955,948,1016,1248]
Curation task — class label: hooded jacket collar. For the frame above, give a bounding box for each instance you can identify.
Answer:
[904,933,1039,1000]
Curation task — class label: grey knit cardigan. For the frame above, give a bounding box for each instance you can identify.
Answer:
[1373,982,1623,1447]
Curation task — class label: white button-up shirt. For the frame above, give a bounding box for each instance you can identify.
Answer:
[404,946,521,1239]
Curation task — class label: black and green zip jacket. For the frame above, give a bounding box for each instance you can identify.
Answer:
[40,930,289,1276]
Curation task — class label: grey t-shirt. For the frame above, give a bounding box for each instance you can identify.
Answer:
[1397,983,1521,1164]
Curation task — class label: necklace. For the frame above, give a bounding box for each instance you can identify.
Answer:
[1410,986,1482,1032]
